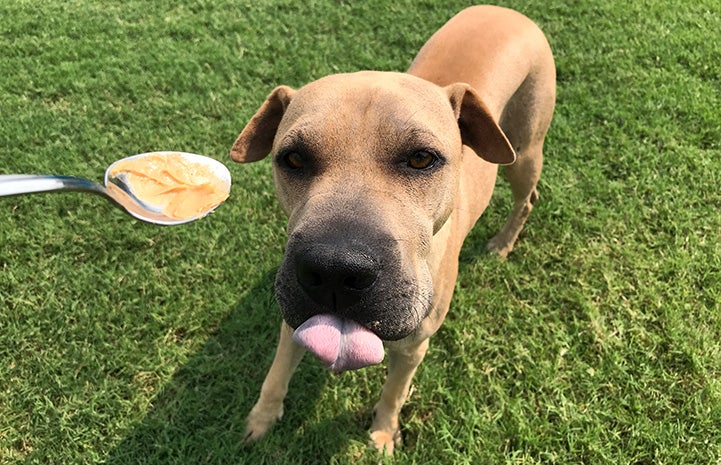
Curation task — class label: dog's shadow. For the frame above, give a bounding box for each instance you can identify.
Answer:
[103,270,351,464]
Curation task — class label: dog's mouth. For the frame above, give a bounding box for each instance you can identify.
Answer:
[292,314,385,372]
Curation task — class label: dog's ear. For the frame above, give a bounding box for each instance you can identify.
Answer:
[445,83,516,165]
[230,85,296,163]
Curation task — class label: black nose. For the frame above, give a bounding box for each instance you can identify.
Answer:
[295,246,378,312]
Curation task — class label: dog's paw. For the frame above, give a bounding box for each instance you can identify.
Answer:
[369,428,402,455]
[486,235,513,259]
[243,402,284,444]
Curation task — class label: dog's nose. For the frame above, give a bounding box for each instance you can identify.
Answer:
[295,246,378,312]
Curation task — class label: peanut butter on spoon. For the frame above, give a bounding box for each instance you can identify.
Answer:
[107,152,230,221]
[0,151,231,226]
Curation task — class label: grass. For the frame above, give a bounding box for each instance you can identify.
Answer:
[0,0,719,463]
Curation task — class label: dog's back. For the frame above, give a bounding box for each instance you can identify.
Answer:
[409,5,555,122]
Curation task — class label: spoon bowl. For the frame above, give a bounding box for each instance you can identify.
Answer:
[0,151,231,225]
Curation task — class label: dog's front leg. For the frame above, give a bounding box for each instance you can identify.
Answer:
[370,338,429,455]
[244,321,305,443]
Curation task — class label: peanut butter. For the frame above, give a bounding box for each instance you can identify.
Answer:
[109,152,229,220]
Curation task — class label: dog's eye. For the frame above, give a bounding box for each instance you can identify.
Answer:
[407,150,438,170]
[281,152,304,170]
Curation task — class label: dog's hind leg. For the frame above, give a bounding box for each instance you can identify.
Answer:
[486,140,543,258]
[244,322,305,443]
[486,52,555,258]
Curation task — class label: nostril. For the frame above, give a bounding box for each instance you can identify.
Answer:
[307,271,323,287]
[297,261,324,289]
[343,271,376,291]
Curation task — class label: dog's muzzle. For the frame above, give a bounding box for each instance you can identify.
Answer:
[275,219,429,342]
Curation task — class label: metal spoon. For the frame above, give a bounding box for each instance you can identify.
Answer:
[0,151,231,225]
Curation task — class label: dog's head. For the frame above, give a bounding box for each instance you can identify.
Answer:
[231,71,513,353]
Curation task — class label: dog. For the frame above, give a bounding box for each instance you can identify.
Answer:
[230,5,555,454]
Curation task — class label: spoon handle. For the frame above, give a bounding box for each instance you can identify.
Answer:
[0,175,106,197]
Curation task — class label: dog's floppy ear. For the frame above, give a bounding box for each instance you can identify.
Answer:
[230,85,296,163]
[445,83,516,165]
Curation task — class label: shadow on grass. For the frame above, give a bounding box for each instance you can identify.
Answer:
[104,270,349,464]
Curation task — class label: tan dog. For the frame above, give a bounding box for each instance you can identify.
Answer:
[230,5,555,454]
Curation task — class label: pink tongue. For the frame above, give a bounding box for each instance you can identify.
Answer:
[292,314,385,372]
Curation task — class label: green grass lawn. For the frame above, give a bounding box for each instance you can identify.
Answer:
[1,0,719,463]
